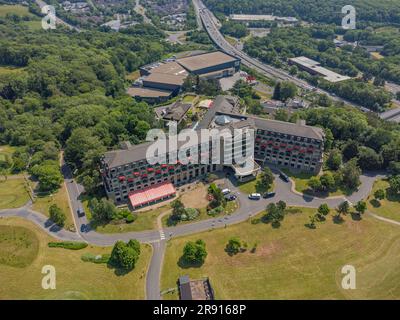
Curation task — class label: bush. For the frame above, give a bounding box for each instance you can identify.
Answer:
[48,241,88,250]
[182,239,207,265]
[183,208,199,221]
[81,253,111,264]
[125,213,137,223]
[207,206,224,216]
[49,204,66,227]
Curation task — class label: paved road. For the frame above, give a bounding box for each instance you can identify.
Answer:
[192,0,371,113]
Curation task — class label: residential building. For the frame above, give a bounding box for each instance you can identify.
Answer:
[179,275,214,300]
[100,95,325,207]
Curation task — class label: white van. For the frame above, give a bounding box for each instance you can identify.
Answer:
[221,188,231,195]
[248,193,261,200]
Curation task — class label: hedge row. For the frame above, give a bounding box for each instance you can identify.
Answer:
[48,241,88,250]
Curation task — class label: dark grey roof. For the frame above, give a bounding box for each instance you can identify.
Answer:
[198,95,240,129]
[163,102,191,122]
[250,117,325,140]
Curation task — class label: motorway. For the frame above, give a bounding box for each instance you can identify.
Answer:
[192,0,371,112]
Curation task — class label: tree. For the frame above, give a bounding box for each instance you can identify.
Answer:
[326,149,342,170]
[274,109,289,122]
[182,239,207,265]
[307,214,317,229]
[226,237,242,255]
[354,200,367,215]
[340,159,361,190]
[30,162,63,192]
[272,82,281,100]
[320,172,336,191]
[89,198,117,222]
[357,147,382,170]
[389,175,400,194]
[279,81,298,101]
[374,188,385,200]
[110,239,141,270]
[171,199,186,221]
[337,201,350,215]
[307,176,322,192]
[263,202,286,227]
[259,167,274,191]
[318,203,330,216]
[49,204,66,227]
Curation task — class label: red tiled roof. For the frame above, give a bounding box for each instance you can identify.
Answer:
[129,182,176,208]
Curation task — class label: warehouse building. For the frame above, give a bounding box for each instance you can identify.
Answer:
[288,56,351,83]
[177,51,240,79]
[128,51,240,103]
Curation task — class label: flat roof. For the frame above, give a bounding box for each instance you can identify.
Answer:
[126,87,173,98]
[150,61,189,76]
[177,51,238,72]
[144,72,187,86]
[230,14,298,22]
[129,181,176,208]
[289,56,351,83]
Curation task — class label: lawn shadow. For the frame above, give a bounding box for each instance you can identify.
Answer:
[177,256,204,269]
[369,199,381,208]
[350,212,362,221]
[332,214,345,224]
[106,261,132,276]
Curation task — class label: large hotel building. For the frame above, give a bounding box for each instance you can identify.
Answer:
[100,96,325,208]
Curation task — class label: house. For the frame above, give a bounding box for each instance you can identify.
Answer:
[178,275,214,300]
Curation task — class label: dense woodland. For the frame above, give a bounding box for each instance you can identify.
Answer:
[203,0,400,25]
[0,10,173,193]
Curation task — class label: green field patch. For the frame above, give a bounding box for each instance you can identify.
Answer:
[0,225,39,268]
[0,178,30,209]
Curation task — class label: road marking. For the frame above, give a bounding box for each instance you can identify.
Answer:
[159,230,165,240]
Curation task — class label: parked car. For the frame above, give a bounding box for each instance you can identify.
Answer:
[221,188,231,195]
[225,194,237,201]
[263,192,276,199]
[248,193,261,200]
[279,172,290,182]
[77,208,85,218]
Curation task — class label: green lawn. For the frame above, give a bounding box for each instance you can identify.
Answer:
[0,5,34,17]
[0,218,151,299]
[0,178,30,209]
[237,176,274,194]
[282,168,353,197]
[182,94,197,103]
[367,179,400,222]
[89,203,169,233]
[161,207,400,300]
[162,200,238,228]
[32,183,75,232]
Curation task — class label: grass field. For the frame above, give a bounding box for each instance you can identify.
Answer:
[125,70,140,81]
[0,178,30,210]
[161,207,400,300]
[367,179,400,222]
[90,204,166,233]
[162,200,238,227]
[282,168,352,197]
[0,5,33,17]
[0,218,151,299]
[237,176,274,194]
[32,183,75,232]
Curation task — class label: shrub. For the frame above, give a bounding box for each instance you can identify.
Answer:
[207,206,223,216]
[182,239,207,264]
[49,204,66,227]
[183,208,199,220]
[48,241,88,250]
[110,239,141,270]
[81,253,111,264]
[125,213,137,224]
